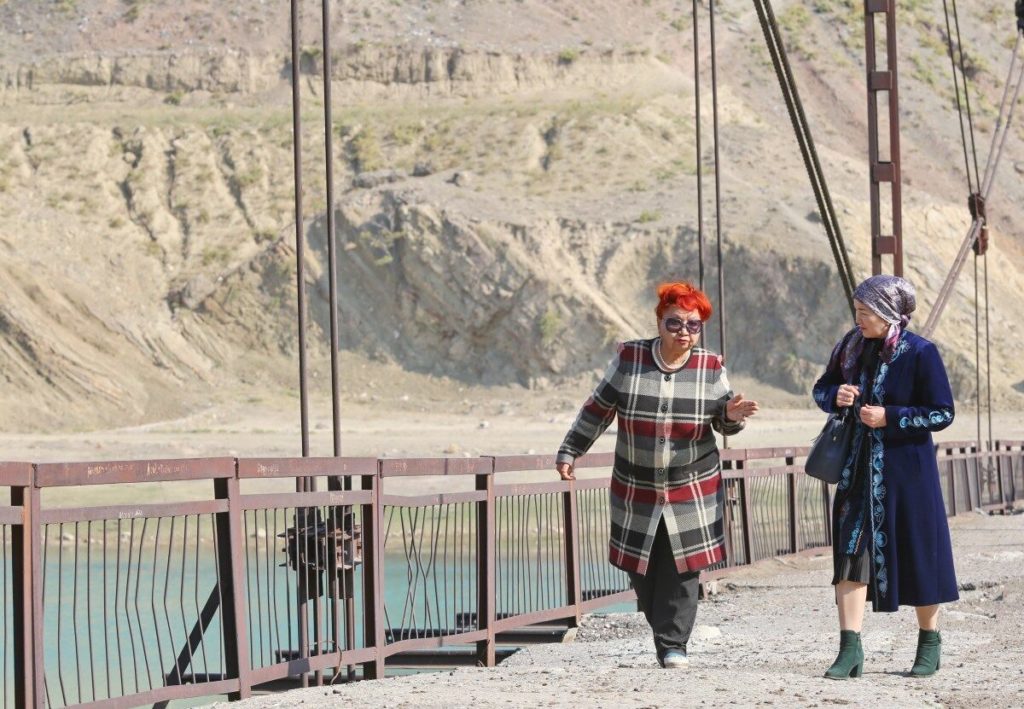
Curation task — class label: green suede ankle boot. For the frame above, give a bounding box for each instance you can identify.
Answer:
[824,630,864,679]
[910,629,941,677]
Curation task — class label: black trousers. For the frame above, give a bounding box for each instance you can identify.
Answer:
[627,519,701,661]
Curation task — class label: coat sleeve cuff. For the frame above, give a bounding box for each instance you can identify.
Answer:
[555,451,576,466]
[718,417,746,435]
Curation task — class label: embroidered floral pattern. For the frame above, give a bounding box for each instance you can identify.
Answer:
[899,409,953,429]
[865,335,908,598]
[869,428,888,595]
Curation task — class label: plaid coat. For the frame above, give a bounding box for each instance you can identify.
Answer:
[557,339,744,575]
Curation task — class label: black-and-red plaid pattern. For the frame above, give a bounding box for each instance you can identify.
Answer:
[557,338,744,575]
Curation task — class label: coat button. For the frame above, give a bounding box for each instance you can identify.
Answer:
[664,374,671,381]
[659,436,666,443]
[657,493,666,505]
[661,403,668,412]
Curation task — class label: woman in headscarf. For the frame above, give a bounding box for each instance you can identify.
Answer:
[812,275,958,679]
[555,281,758,669]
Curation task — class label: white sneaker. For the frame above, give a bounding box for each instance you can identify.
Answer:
[662,650,689,669]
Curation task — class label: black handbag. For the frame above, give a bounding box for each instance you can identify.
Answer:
[804,406,857,484]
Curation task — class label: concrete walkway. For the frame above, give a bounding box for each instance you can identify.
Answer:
[225,507,1024,708]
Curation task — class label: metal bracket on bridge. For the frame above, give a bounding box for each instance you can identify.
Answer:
[281,508,363,600]
[968,192,989,255]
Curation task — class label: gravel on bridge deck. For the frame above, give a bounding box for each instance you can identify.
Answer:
[225,506,1024,708]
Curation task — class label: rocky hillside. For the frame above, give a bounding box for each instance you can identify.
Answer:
[1,0,1022,431]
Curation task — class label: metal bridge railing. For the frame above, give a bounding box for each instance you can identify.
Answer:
[936,440,1023,515]
[0,441,1020,707]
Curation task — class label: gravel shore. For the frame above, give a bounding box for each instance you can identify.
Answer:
[225,507,1024,708]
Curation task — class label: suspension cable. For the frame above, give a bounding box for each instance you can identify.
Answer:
[952,0,983,187]
[710,0,725,364]
[984,251,992,456]
[693,0,705,290]
[753,0,856,313]
[982,33,1024,202]
[923,18,1024,338]
[974,254,982,458]
[290,0,311,461]
[941,0,979,194]
[981,30,1022,196]
[322,0,342,460]
[709,0,728,448]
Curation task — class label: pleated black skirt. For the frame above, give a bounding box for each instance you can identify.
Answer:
[832,547,872,585]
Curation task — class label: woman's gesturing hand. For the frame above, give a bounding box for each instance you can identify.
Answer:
[835,384,861,408]
[859,405,887,428]
[556,462,575,480]
[726,394,759,422]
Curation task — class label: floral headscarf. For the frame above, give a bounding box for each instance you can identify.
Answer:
[840,275,917,382]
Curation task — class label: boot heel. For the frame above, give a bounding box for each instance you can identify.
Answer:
[910,629,942,677]
[824,630,864,680]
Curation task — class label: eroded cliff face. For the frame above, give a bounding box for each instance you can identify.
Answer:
[299,189,853,391]
[1,46,664,100]
[1,0,1022,431]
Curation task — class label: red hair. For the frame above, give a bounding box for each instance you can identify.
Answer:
[655,281,713,321]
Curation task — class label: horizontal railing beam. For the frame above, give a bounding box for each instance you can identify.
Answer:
[380,491,486,507]
[39,499,227,524]
[380,457,492,477]
[0,462,33,486]
[237,457,377,479]
[239,490,372,510]
[34,457,234,487]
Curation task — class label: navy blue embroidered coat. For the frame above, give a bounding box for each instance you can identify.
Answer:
[813,329,959,612]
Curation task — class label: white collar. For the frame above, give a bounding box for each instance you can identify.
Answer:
[652,338,692,372]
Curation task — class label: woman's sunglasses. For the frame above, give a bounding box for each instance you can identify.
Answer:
[664,317,703,335]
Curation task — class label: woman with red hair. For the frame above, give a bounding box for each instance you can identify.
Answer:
[555,281,758,669]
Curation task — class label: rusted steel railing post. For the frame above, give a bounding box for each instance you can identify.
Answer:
[721,475,735,567]
[786,455,800,554]
[1009,442,1018,504]
[1011,440,1019,502]
[949,445,959,514]
[8,464,40,708]
[970,440,978,506]
[562,478,582,626]
[213,473,251,699]
[966,443,976,508]
[999,440,1018,505]
[737,461,754,564]
[362,466,386,679]
[998,442,1006,506]
[987,442,996,507]
[475,467,496,666]
[951,454,960,515]
[957,445,966,514]
[1013,442,1020,504]
[941,445,954,515]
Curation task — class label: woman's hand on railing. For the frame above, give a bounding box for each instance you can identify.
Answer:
[556,462,575,481]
